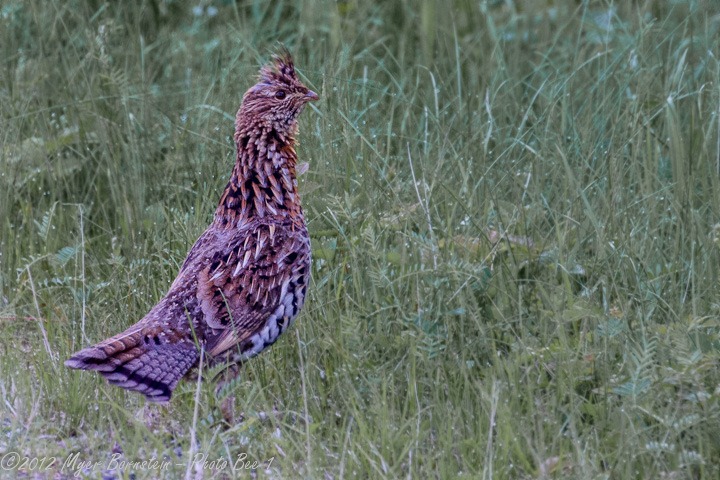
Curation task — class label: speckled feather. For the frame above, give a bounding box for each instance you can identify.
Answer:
[65,52,318,402]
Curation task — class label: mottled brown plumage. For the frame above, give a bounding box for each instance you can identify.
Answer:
[65,52,318,403]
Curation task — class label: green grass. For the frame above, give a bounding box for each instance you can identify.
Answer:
[2,0,720,478]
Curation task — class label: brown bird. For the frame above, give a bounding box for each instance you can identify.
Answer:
[66,51,318,405]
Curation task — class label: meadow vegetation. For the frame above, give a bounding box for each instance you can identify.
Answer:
[1,0,719,478]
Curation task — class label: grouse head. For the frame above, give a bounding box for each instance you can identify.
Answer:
[238,50,319,139]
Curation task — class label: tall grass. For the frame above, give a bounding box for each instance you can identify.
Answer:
[1,0,719,478]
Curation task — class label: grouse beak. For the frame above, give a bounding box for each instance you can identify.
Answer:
[304,90,319,102]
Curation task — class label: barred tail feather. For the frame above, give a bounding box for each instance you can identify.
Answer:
[66,327,199,403]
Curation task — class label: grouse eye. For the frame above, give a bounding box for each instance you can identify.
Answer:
[275,90,286,99]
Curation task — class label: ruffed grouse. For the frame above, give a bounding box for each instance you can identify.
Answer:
[66,52,317,404]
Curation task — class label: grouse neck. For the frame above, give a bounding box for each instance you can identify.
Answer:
[215,127,302,227]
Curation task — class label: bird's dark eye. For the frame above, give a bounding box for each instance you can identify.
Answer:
[275,90,286,99]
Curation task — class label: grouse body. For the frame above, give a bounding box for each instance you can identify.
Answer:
[66,52,318,402]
